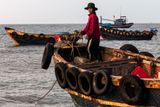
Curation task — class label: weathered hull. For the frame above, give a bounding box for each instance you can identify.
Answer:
[101,32,153,40]
[69,88,160,107]
[8,34,54,45]
[101,27,155,40]
[5,27,61,46]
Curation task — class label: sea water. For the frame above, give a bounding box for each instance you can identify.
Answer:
[0,24,160,107]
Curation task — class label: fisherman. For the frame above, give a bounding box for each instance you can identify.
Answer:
[80,2,102,61]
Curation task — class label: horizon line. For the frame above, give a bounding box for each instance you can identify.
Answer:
[1,22,160,25]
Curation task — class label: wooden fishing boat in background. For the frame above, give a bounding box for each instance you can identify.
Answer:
[101,27,158,40]
[41,40,160,107]
[5,27,79,46]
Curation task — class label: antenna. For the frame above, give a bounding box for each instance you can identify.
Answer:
[120,6,122,17]
[100,16,102,24]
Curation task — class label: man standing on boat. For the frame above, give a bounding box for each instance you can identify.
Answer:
[80,3,101,61]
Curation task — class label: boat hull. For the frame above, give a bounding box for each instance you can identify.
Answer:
[101,32,153,40]
[111,23,134,28]
[4,27,74,46]
[68,87,160,107]
[9,33,54,45]
[52,44,160,107]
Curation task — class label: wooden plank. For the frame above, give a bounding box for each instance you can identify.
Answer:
[78,58,136,69]
[111,75,160,89]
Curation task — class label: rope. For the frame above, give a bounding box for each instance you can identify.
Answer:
[0,35,5,42]
[32,33,82,104]
[71,34,82,57]
[55,33,82,60]
[32,80,57,104]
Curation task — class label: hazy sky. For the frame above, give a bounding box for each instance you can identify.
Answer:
[0,0,159,24]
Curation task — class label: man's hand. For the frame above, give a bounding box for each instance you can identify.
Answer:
[80,31,85,36]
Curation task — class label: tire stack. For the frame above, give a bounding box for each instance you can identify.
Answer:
[54,61,148,105]
[55,63,112,96]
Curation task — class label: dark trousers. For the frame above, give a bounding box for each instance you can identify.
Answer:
[87,37,102,61]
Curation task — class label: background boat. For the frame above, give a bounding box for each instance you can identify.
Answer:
[101,28,157,40]
[5,27,71,46]
[100,16,134,28]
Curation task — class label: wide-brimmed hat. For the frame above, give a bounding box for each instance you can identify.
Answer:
[84,3,98,11]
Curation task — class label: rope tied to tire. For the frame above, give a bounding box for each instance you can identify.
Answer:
[58,33,82,59]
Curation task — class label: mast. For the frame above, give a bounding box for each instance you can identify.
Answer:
[100,16,102,25]
[120,7,122,17]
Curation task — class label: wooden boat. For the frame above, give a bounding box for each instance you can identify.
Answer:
[100,16,134,28]
[41,41,160,107]
[5,27,79,46]
[101,28,157,40]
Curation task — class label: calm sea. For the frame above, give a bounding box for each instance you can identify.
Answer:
[0,24,160,107]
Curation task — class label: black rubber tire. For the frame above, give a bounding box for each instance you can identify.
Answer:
[157,57,160,60]
[39,33,45,38]
[110,29,114,33]
[119,31,123,35]
[116,31,120,35]
[104,28,107,32]
[113,30,117,35]
[55,62,68,88]
[119,75,145,105]
[23,33,29,39]
[136,32,141,36]
[29,35,36,41]
[150,32,154,36]
[93,70,111,95]
[125,32,130,36]
[122,31,126,35]
[11,32,18,38]
[78,72,93,95]
[66,67,80,90]
[139,52,154,58]
[143,31,147,36]
[129,31,133,35]
[24,33,33,41]
[41,43,54,69]
[131,32,136,36]
[120,44,139,53]
[48,37,56,44]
